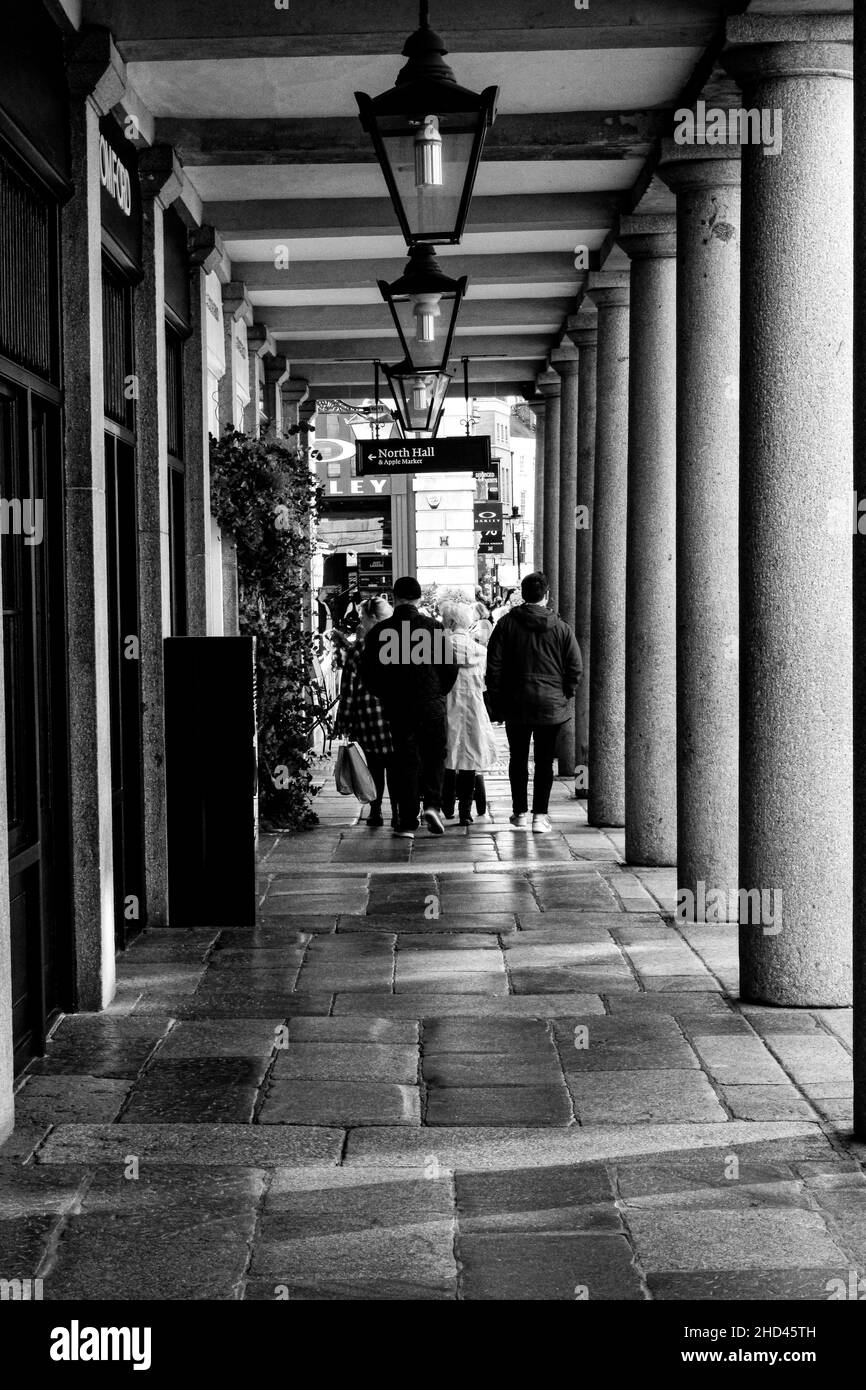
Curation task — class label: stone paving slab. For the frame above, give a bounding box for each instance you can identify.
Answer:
[344,1121,830,1171]
[333,993,606,1018]
[425,1085,573,1127]
[13,1076,131,1126]
[423,1053,563,1087]
[454,1165,620,1234]
[457,1233,644,1300]
[647,1268,852,1300]
[272,1043,419,1083]
[287,1017,419,1045]
[260,1080,421,1126]
[249,1226,458,1299]
[157,1020,284,1057]
[35,1124,345,1167]
[625,1208,848,1272]
[719,1085,819,1122]
[566,1070,727,1124]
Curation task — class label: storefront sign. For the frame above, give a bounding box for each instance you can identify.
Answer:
[474,499,504,553]
[99,115,142,273]
[314,457,391,497]
[356,436,491,475]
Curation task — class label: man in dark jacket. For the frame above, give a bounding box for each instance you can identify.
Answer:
[486,571,582,833]
[362,575,458,838]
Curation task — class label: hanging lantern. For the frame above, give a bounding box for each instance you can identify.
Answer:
[381,361,452,436]
[378,244,466,369]
[355,1,498,245]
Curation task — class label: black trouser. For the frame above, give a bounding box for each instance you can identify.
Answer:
[387,706,447,830]
[505,721,565,815]
[364,751,394,820]
[442,770,487,818]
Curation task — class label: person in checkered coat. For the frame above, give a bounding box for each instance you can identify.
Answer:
[334,596,395,827]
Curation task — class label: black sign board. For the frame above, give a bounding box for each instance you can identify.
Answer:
[99,114,142,274]
[473,500,503,530]
[356,436,491,475]
[479,538,505,555]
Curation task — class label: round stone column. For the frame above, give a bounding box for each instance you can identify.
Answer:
[854,0,866,1135]
[528,392,546,573]
[617,214,678,867]
[657,144,741,918]
[584,273,630,828]
[723,15,853,1004]
[537,369,561,597]
[566,305,599,790]
[552,345,580,774]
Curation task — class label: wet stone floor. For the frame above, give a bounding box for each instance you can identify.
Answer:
[1,759,864,1300]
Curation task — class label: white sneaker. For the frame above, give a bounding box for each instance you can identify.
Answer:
[509,813,529,830]
[532,814,552,833]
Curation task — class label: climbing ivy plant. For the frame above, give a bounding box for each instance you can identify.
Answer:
[209,427,322,830]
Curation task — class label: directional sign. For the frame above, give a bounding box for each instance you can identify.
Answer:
[356,436,491,475]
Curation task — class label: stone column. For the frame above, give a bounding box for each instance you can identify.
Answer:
[281,376,309,437]
[262,353,290,440]
[584,271,630,828]
[529,392,546,572]
[184,226,222,635]
[657,143,741,919]
[723,14,853,1005]
[616,214,677,867]
[245,324,275,436]
[855,0,866,1136]
[61,34,126,1008]
[566,304,598,790]
[136,146,184,928]
[551,345,580,774]
[219,281,253,432]
[537,369,561,597]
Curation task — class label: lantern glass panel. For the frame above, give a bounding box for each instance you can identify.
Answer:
[374,115,479,243]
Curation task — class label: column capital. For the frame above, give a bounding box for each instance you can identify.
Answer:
[525,395,546,423]
[617,213,677,261]
[246,324,276,359]
[722,14,853,85]
[282,376,309,408]
[189,224,223,274]
[139,144,185,208]
[550,344,580,378]
[585,269,630,309]
[67,26,126,111]
[221,281,254,327]
[536,368,561,398]
[657,139,741,195]
[565,305,598,349]
[263,353,290,389]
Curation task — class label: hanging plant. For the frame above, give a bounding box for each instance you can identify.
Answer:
[209,426,323,830]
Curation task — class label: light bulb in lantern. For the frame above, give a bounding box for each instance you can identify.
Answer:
[412,292,442,343]
[414,114,443,188]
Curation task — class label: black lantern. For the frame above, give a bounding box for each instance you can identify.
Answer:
[355,1,498,245]
[379,245,466,370]
[380,361,452,436]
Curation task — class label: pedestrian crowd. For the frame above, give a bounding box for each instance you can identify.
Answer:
[330,570,582,837]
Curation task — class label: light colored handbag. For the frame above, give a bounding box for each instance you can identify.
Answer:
[334,741,378,803]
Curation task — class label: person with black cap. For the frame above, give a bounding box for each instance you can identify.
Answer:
[362,575,458,838]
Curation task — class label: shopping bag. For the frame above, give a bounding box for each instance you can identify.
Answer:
[334,741,378,802]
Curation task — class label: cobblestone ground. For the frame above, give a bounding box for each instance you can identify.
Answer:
[2,753,864,1300]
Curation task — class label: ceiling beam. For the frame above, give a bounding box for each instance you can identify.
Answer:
[91,0,726,60]
[308,380,534,403]
[207,193,622,240]
[281,335,551,363]
[158,111,668,166]
[236,253,580,292]
[258,299,573,334]
[306,359,541,387]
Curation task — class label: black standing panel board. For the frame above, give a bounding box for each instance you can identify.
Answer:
[164,637,257,926]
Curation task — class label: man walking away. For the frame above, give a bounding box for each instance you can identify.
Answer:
[485,571,582,833]
[362,575,458,839]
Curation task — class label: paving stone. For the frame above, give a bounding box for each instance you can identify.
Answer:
[139,991,333,1019]
[604,992,734,1017]
[158,1020,284,1057]
[339,913,518,934]
[261,895,367,916]
[123,929,219,962]
[759,1033,852,1085]
[690,1034,791,1085]
[0,1214,60,1276]
[422,1019,554,1053]
[458,1233,644,1300]
[260,1080,420,1126]
[395,972,509,995]
[197,967,302,993]
[45,1217,257,1300]
[397,949,502,974]
[621,1176,811,1212]
[648,1268,853,1300]
[261,1167,453,1237]
[335,993,605,1018]
[119,1058,267,1123]
[272,1043,418,1083]
[510,966,638,994]
[208,950,307,969]
[0,1121,52,1163]
[295,966,394,992]
[640,975,724,992]
[532,881,620,911]
[13,1076,130,1126]
[0,1163,88,1218]
[425,1086,572,1127]
[288,1017,419,1045]
[625,1207,847,1272]
[720,1086,819,1122]
[556,1030,700,1073]
[567,1070,726,1124]
[423,1054,563,1087]
[114,963,207,994]
[397,934,502,951]
[740,1007,824,1034]
[250,1224,457,1299]
[455,1166,619,1234]
[36,1124,344,1167]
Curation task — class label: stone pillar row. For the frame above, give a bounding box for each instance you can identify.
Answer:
[566,305,598,790]
[552,344,580,775]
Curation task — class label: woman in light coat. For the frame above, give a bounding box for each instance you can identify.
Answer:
[439,600,497,825]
